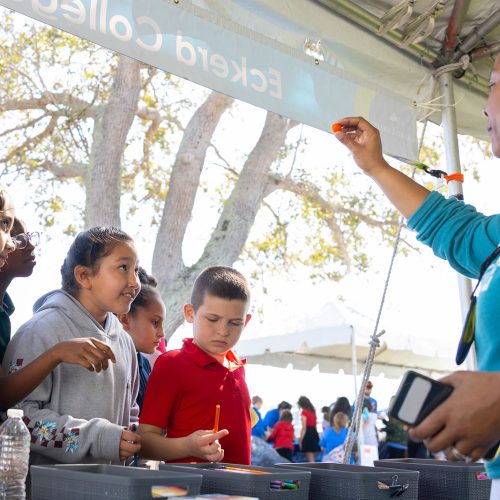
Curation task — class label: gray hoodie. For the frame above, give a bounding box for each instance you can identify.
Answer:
[2,290,139,465]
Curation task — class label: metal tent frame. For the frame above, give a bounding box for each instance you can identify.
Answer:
[313,0,499,368]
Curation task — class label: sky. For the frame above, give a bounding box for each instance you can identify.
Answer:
[1,7,499,416]
[5,115,499,414]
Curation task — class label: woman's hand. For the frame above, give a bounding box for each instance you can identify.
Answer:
[410,371,500,461]
[332,116,430,219]
[332,117,390,177]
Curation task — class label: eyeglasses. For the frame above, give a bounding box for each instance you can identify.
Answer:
[456,245,500,365]
[11,232,40,250]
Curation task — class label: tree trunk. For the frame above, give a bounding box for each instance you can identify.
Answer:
[85,56,141,227]
[158,111,296,338]
[152,92,233,284]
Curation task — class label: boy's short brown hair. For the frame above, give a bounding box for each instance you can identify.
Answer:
[280,410,293,423]
[252,395,263,405]
[191,266,250,312]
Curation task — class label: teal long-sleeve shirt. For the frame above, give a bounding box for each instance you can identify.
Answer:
[407,190,500,477]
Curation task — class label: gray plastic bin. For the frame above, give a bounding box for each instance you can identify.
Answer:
[31,463,202,500]
[160,462,310,499]
[375,458,491,500]
[275,462,419,499]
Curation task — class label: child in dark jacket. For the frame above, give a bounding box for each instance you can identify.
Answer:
[267,409,295,461]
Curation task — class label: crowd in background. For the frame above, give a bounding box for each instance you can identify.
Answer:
[251,379,438,465]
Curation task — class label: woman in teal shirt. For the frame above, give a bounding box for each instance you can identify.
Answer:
[334,52,500,497]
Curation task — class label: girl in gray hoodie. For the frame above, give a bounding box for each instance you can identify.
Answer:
[3,226,141,465]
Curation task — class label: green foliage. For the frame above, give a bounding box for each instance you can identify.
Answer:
[241,153,401,283]
[0,10,196,232]
[2,9,485,296]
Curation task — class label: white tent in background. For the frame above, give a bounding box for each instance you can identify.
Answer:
[236,303,456,380]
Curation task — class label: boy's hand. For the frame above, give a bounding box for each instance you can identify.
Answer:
[187,429,229,462]
[52,338,116,372]
[120,429,141,461]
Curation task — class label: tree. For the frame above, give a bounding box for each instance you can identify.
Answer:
[0,12,411,338]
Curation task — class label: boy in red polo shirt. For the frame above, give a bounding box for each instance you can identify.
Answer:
[138,266,252,464]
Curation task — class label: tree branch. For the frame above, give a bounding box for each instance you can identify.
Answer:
[38,160,87,180]
[1,114,60,163]
[136,106,184,131]
[200,112,298,266]
[266,173,399,230]
[268,174,351,269]
[209,142,238,178]
[0,91,98,118]
[0,113,48,138]
[152,91,234,286]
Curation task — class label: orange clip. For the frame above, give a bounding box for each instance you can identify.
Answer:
[331,122,342,133]
[444,173,464,184]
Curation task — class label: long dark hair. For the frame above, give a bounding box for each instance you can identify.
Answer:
[297,395,315,413]
[61,226,133,295]
[331,396,352,420]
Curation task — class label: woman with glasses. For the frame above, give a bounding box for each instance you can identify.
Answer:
[334,53,500,497]
[0,195,117,411]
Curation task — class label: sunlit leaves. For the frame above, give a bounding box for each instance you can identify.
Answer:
[0,9,194,230]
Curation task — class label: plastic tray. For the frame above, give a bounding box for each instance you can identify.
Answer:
[160,462,310,499]
[30,463,202,500]
[375,458,491,500]
[275,462,419,499]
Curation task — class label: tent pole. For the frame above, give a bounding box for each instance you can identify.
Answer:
[350,324,358,397]
[437,70,477,371]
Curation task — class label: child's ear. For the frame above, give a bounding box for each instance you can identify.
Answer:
[74,265,93,289]
[243,313,252,327]
[183,303,195,323]
[118,313,130,330]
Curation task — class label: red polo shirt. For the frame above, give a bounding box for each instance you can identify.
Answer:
[140,338,251,464]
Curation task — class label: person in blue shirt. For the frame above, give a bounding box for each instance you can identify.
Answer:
[363,380,378,413]
[320,411,349,462]
[251,395,267,438]
[333,52,500,499]
[263,400,292,432]
[351,380,377,415]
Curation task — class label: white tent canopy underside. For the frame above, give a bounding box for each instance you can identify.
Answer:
[201,0,499,142]
[236,304,457,379]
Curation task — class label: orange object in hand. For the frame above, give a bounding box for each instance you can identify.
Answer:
[331,122,343,133]
[213,404,221,432]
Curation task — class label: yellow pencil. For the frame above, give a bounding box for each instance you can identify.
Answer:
[213,404,221,432]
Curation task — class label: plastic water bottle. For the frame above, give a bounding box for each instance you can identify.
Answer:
[0,409,31,500]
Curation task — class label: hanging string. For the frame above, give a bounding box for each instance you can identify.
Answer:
[343,330,385,462]
[413,59,467,123]
[342,119,429,464]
